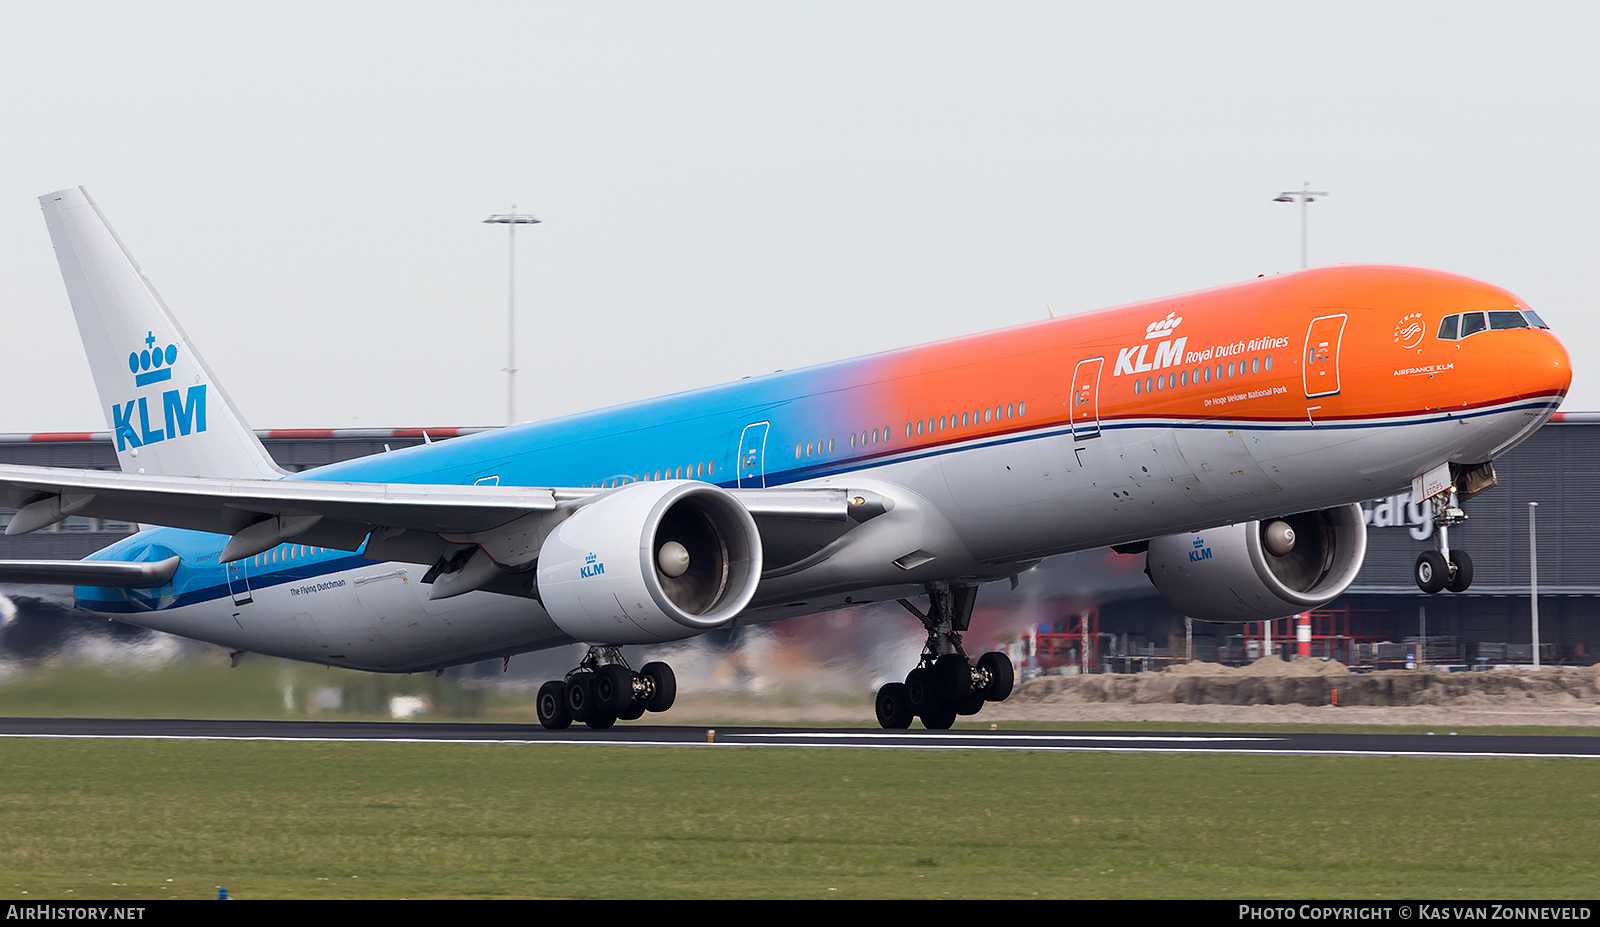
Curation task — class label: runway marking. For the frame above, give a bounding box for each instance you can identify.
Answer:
[742,732,1284,743]
[0,731,1597,758]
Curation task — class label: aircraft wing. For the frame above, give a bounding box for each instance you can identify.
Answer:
[0,464,881,581]
[0,463,564,556]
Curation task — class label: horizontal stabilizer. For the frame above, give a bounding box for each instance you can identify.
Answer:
[0,556,179,588]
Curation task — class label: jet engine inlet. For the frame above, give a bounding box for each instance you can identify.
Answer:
[1144,504,1367,622]
[536,481,763,643]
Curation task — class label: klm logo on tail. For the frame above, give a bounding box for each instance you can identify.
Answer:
[111,331,206,451]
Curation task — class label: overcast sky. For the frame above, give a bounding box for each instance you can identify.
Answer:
[0,1,1594,433]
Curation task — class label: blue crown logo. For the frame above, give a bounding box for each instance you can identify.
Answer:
[128,331,178,387]
[1192,537,1205,548]
[584,552,597,564]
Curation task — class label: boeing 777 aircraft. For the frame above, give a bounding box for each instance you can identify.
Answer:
[0,187,1571,729]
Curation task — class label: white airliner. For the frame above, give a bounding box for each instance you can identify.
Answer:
[0,187,1572,729]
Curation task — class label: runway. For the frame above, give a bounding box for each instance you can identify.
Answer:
[1,717,1598,758]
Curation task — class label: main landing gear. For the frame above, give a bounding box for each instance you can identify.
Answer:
[1413,492,1473,594]
[875,582,1015,730]
[536,646,677,730]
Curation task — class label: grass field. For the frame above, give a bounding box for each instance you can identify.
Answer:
[1,659,1597,899]
[0,738,1597,899]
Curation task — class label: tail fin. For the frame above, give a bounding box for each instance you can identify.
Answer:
[39,187,283,479]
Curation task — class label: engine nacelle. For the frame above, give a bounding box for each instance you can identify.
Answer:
[536,481,763,644]
[1145,504,1367,623]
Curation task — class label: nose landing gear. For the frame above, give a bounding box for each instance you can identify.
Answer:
[876,583,1016,730]
[1413,491,1474,594]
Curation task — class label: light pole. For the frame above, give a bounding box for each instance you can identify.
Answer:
[483,207,541,425]
[1529,501,1540,669]
[1273,182,1328,269]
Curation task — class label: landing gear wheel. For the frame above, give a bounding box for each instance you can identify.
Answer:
[640,662,676,713]
[977,651,1014,701]
[934,652,973,702]
[585,712,617,730]
[1446,549,1474,593]
[565,674,594,722]
[875,682,914,729]
[536,681,571,730]
[617,700,647,721]
[920,705,957,730]
[1414,550,1447,594]
[905,667,934,711]
[592,664,634,715]
[956,692,985,716]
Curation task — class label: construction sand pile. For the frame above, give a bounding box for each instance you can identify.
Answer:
[981,659,1600,727]
[670,660,1600,727]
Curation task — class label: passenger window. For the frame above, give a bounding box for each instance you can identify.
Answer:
[1437,315,1459,340]
[1461,313,1487,337]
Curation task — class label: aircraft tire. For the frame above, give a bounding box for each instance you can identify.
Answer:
[566,674,594,722]
[537,681,572,730]
[905,667,934,711]
[1414,551,1448,594]
[875,682,914,729]
[641,662,676,713]
[1446,549,1474,593]
[593,664,634,715]
[617,699,647,721]
[585,712,617,730]
[978,651,1015,701]
[934,653,973,703]
[920,705,957,730]
[956,691,985,716]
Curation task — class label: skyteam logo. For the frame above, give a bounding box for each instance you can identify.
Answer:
[1115,312,1187,376]
[111,330,207,452]
[580,552,605,578]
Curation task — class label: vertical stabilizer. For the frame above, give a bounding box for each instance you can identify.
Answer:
[39,187,283,479]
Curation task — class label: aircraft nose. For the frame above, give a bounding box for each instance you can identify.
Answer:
[1508,329,1571,402]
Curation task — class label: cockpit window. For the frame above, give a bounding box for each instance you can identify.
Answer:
[1438,309,1548,341]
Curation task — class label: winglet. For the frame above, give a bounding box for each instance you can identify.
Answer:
[38,187,283,480]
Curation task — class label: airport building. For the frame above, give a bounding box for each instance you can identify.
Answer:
[0,416,1593,668]
[1016,413,1600,669]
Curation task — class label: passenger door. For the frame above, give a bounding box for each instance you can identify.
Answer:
[1070,357,1105,440]
[1303,314,1348,398]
